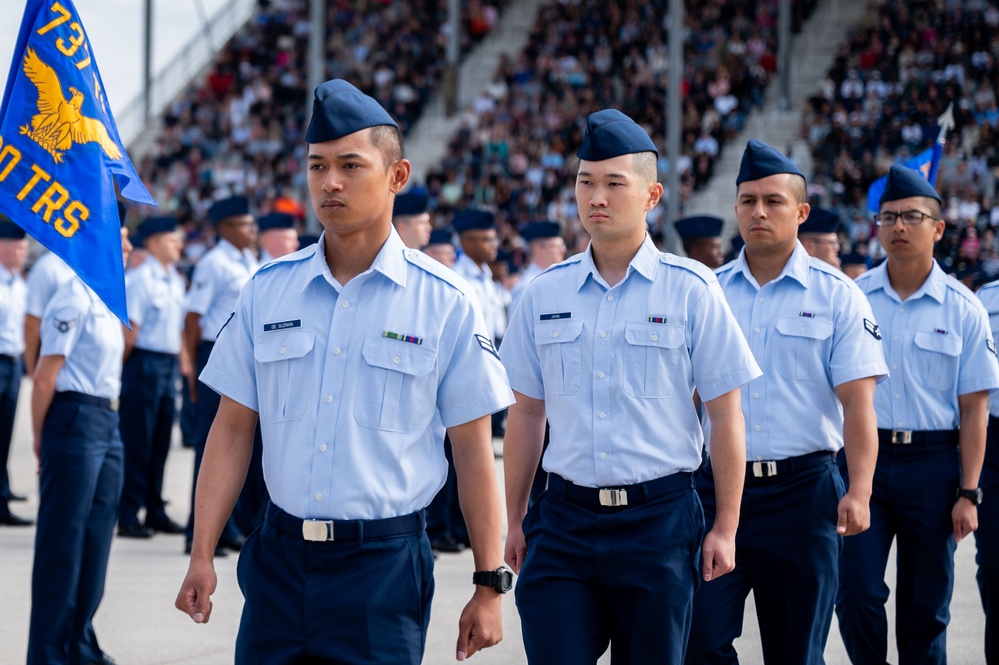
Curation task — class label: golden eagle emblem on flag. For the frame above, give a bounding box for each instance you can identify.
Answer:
[17,47,120,164]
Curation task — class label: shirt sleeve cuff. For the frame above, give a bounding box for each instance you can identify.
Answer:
[199,365,259,412]
[439,386,515,429]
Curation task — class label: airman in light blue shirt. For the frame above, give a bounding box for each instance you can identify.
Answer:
[509,221,566,316]
[184,236,258,343]
[23,250,75,375]
[126,241,185,355]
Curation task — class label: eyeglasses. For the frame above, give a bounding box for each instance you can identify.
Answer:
[874,210,941,227]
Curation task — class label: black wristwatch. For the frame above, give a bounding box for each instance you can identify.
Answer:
[472,566,513,594]
[957,488,984,506]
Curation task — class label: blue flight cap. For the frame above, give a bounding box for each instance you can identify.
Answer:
[452,209,496,234]
[799,208,840,235]
[393,192,429,217]
[427,228,454,246]
[137,216,178,242]
[258,212,296,233]
[209,196,251,224]
[879,164,942,206]
[298,234,321,247]
[839,250,868,267]
[577,109,658,161]
[0,216,26,240]
[674,215,724,240]
[521,221,561,243]
[305,79,398,144]
[736,139,805,186]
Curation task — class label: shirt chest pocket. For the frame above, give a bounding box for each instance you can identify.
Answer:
[254,330,316,422]
[535,319,584,396]
[774,316,833,381]
[913,330,962,391]
[355,335,438,433]
[622,322,685,399]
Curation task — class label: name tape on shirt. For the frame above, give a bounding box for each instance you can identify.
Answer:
[475,334,500,359]
[540,312,571,321]
[863,318,882,340]
[263,319,302,333]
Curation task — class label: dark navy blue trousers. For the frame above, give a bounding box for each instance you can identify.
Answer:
[186,341,242,543]
[0,354,22,511]
[28,397,123,665]
[687,455,844,665]
[234,504,434,664]
[517,477,703,665]
[836,442,959,665]
[117,349,177,527]
[977,418,999,663]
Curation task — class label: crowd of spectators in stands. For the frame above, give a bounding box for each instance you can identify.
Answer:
[420,0,816,269]
[800,0,999,287]
[134,0,506,267]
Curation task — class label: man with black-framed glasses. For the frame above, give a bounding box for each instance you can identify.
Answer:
[837,164,999,664]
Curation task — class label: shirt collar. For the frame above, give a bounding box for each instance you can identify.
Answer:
[867,258,947,304]
[299,227,408,293]
[575,234,660,291]
[731,240,811,290]
[455,252,488,279]
[216,238,243,260]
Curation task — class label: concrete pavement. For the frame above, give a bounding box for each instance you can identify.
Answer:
[0,381,988,664]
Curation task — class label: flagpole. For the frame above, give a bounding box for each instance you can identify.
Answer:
[936,102,954,145]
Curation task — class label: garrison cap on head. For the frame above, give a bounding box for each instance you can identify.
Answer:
[427,228,455,246]
[452,209,495,234]
[879,164,942,206]
[258,212,296,233]
[137,216,178,243]
[736,139,805,186]
[577,109,658,161]
[306,79,398,144]
[393,192,429,217]
[209,196,251,224]
[839,250,868,268]
[521,221,561,243]
[674,215,723,240]
[799,208,840,235]
[0,216,26,240]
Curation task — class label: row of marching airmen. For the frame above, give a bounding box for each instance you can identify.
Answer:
[1,77,996,664]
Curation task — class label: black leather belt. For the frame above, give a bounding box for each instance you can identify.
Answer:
[131,348,178,359]
[54,390,119,411]
[265,503,425,543]
[743,450,835,482]
[876,428,959,446]
[548,472,693,509]
[0,354,16,362]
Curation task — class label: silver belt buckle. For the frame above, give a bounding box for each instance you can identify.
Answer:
[752,461,778,478]
[598,488,628,507]
[891,429,912,445]
[302,520,333,542]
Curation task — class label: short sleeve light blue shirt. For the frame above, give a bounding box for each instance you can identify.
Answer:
[510,261,544,318]
[976,279,999,418]
[500,235,762,488]
[453,253,508,341]
[25,252,75,318]
[184,239,259,342]
[857,261,999,430]
[41,277,124,400]
[126,259,186,354]
[0,265,26,356]
[200,229,514,521]
[713,242,889,460]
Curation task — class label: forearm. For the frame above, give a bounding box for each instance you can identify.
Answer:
[841,396,878,498]
[23,315,40,376]
[123,322,139,361]
[183,313,202,364]
[30,371,56,442]
[191,396,257,561]
[958,392,989,490]
[704,399,745,536]
[449,415,504,571]
[502,395,547,526]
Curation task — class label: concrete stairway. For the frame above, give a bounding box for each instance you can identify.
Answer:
[683,0,869,244]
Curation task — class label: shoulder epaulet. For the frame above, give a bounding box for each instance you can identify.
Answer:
[527,253,582,284]
[253,244,315,278]
[810,256,856,286]
[943,272,984,307]
[659,253,716,284]
[978,279,999,294]
[403,248,469,295]
[715,259,738,276]
[853,269,875,290]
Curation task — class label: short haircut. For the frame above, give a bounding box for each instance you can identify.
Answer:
[632,151,658,185]
[924,196,943,218]
[369,125,404,166]
[788,175,807,203]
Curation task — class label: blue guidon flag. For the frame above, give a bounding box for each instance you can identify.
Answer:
[0,0,156,325]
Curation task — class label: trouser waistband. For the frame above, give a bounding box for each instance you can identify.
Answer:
[265,503,426,543]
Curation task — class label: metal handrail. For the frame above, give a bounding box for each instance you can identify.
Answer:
[116,0,257,148]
